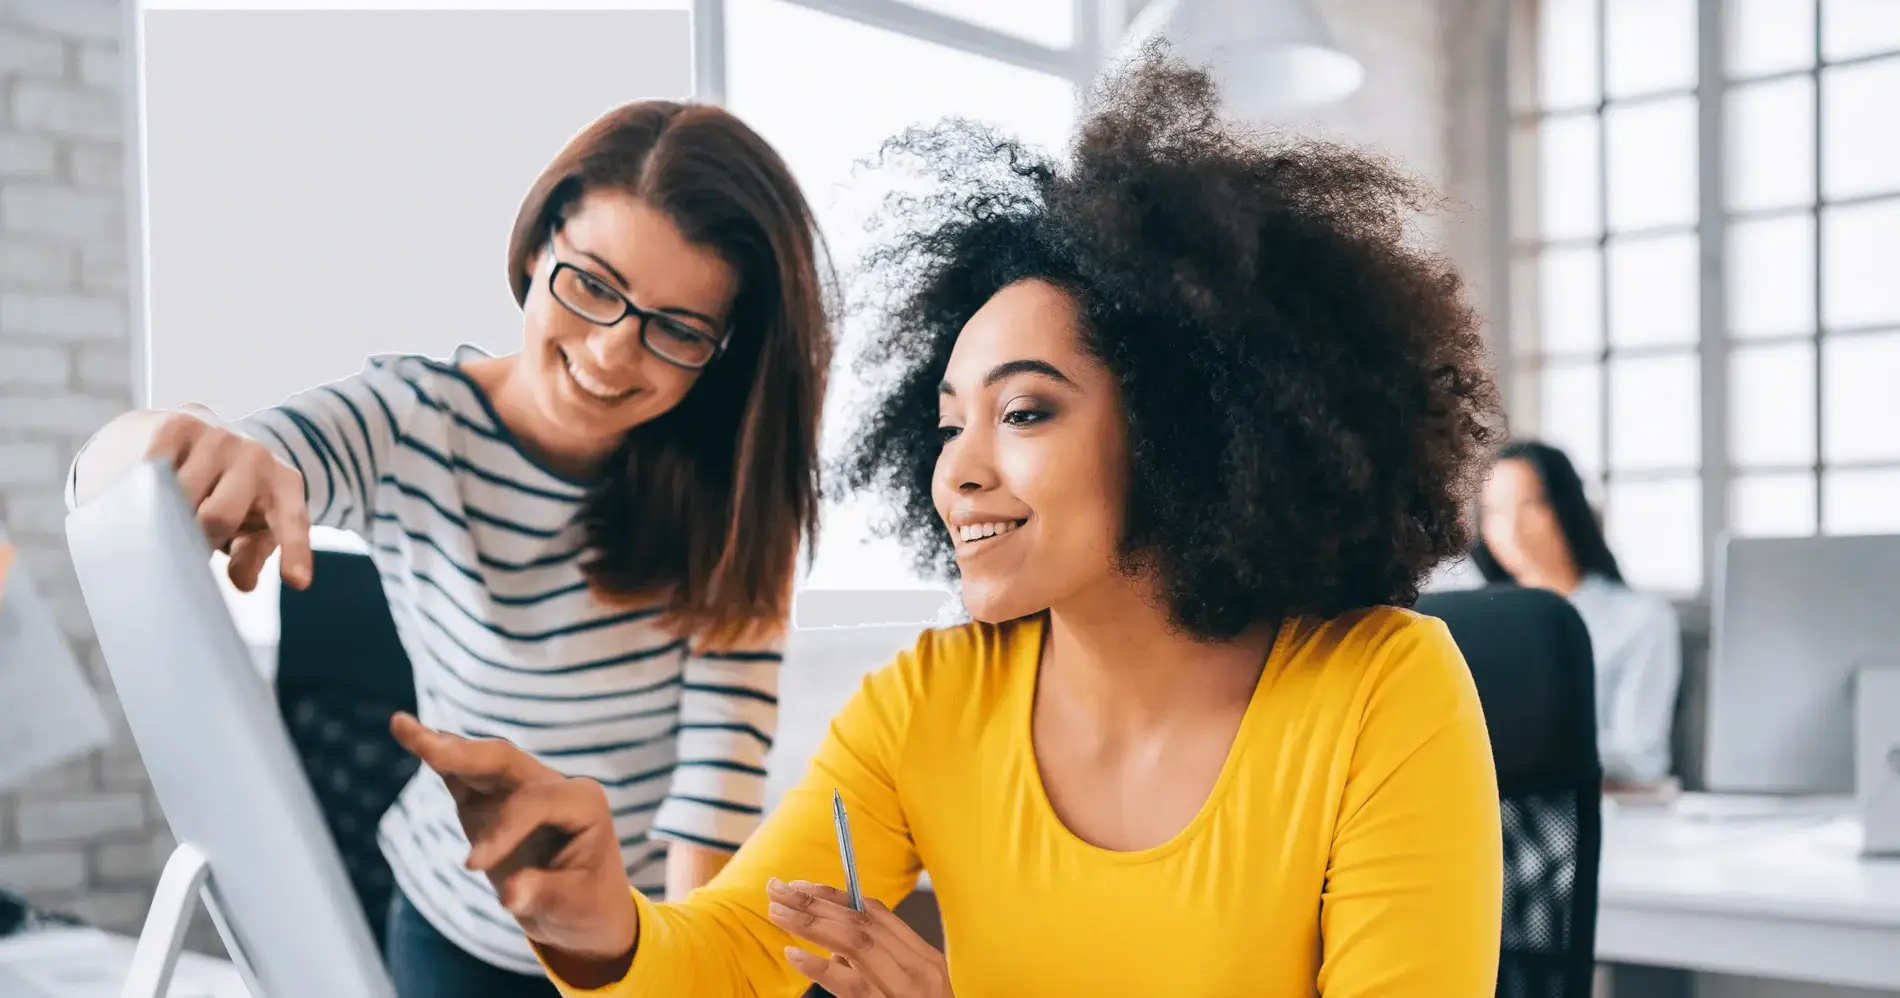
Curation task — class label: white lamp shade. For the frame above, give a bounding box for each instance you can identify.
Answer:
[1119,0,1365,116]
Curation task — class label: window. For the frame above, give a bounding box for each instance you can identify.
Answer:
[723,0,1085,594]
[137,4,696,648]
[1506,0,1900,595]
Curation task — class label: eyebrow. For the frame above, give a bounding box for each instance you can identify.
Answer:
[568,240,724,330]
[939,358,1076,396]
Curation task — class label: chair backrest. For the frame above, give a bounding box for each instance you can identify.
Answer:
[276,548,418,938]
[1416,585,1603,998]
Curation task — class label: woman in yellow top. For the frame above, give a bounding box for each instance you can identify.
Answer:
[393,51,1507,996]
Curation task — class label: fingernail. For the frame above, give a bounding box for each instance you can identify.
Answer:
[766,877,784,891]
[768,902,793,918]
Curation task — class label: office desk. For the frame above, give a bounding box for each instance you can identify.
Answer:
[1597,803,1900,991]
[0,926,248,997]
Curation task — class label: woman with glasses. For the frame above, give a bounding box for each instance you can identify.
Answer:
[387,52,1507,997]
[69,101,830,998]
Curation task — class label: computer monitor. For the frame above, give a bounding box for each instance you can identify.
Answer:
[66,460,395,998]
[1704,533,1900,795]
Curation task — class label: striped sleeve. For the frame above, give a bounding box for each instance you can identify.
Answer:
[231,356,416,536]
[650,626,784,853]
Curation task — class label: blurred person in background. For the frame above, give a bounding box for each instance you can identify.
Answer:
[1473,440,1682,785]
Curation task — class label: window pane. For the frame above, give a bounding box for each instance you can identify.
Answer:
[1731,472,1818,536]
[1822,0,1900,62]
[1729,0,1817,77]
[1821,331,1900,463]
[1510,255,1537,352]
[1510,356,1541,427]
[1728,214,1816,339]
[726,0,1076,590]
[1822,199,1900,329]
[1541,114,1603,241]
[1541,0,1602,110]
[1539,360,1605,477]
[1606,97,1698,231]
[1606,476,1703,591]
[1823,468,1900,534]
[1605,0,1697,98]
[1821,57,1900,202]
[1607,233,1698,347]
[1729,341,1817,467]
[893,0,1072,47]
[1727,76,1816,212]
[1510,125,1545,244]
[1540,246,1604,355]
[1610,351,1700,471]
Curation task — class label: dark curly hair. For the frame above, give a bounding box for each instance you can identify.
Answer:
[839,48,1504,640]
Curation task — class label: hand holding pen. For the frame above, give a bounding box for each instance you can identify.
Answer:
[766,789,953,997]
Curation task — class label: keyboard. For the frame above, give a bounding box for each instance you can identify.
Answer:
[1672,791,1855,823]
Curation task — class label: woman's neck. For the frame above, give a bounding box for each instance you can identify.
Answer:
[468,354,617,480]
[1517,562,1584,596]
[1042,579,1277,730]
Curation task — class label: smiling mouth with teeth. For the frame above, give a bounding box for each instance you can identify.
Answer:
[957,520,1028,544]
[559,347,638,403]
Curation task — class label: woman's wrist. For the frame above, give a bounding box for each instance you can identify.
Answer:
[535,889,642,990]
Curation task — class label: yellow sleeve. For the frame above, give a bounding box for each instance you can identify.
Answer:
[548,635,932,998]
[1317,616,1503,997]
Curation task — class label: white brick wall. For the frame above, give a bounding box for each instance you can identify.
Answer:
[0,0,175,944]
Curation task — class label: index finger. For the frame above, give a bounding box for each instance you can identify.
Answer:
[390,713,543,793]
[264,474,313,589]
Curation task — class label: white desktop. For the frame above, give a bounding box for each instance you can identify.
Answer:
[1597,532,1900,995]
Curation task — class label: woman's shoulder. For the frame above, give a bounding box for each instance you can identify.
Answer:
[867,615,1040,711]
[906,614,1037,674]
[1581,574,1681,633]
[1279,606,1480,720]
[354,348,493,420]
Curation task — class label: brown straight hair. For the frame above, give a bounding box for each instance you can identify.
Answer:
[506,101,832,648]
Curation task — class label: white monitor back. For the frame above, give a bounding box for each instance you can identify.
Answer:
[1706,533,1900,794]
[66,461,394,998]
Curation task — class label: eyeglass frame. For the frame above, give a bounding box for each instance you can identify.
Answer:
[543,231,729,371]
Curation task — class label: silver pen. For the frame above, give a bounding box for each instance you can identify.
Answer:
[831,788,863,912]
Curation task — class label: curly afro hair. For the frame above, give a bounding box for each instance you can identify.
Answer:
[838,48,1504,641]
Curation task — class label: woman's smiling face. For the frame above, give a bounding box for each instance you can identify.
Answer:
[933,279,1132,623]
[518,189,737,464]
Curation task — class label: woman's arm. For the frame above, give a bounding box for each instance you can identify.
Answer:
[1599,602,1683,783]
[663,842,734,902]
[1318,618,1503,997]
[654,633,784,899]
[544,641,930,997]
[70,356,415,537]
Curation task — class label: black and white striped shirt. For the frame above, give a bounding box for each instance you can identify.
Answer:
[236,347,780,973]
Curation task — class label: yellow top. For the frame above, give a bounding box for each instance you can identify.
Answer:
[552,608,1503,997]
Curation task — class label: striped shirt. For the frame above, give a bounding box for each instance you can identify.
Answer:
[235,347,780,973]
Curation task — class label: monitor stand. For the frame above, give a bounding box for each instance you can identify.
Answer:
[120,843,266,998]
[1857,662,1900,857]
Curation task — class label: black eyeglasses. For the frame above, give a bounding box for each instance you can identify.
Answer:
[545,236,726,370]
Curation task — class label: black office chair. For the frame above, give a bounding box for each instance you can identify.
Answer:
[1416,585,1603,998]
[276,548,419,940]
